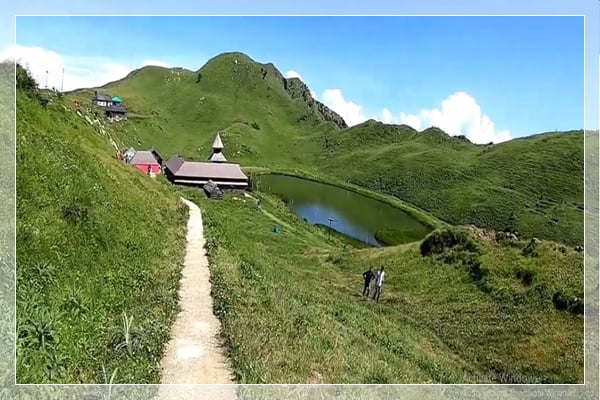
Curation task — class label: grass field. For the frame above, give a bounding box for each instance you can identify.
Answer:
[184,188,583,383]
[68,52,584,246]
[15,52,586,385]
[16,75,187,383]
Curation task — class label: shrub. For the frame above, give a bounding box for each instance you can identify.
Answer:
[515,268,535,286]
[552,292,568,311]
[568,298,584,315]
[468,260,488,282]
[16,63,38,93]
[521,241,539,257]
[420,228,479,257]
[251,121,261,130]
[62,203,89,224]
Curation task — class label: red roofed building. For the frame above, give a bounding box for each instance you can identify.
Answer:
[130,150,161,175]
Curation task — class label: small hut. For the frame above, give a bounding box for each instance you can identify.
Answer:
[92,91,113,107]
[130,150,161,175]
[106,104,127,121]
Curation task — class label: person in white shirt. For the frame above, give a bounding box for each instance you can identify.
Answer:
[372,266,385,303]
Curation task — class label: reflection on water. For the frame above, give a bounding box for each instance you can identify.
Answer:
[257,174,432,246]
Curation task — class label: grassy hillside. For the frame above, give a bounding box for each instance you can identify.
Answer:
[68,52,584,245]
[323,121,584,246]
[16,71,186,383]
[183,188,583,384]
[70,52,334,170]
[16,59,585,385]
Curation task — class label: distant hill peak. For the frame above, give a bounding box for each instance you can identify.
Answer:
[283,76,347,129]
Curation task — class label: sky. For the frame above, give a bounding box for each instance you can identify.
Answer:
[3,16,585,143]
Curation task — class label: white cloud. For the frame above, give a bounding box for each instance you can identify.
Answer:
[1,45,173,91]
[381,108,394,124]
[398,112,423,131]
[397,92,511,143]
[285,70,302,80]
[321,88,368,126]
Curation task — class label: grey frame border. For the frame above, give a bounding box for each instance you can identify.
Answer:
[1,4,598,400]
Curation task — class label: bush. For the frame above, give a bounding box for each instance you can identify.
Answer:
[521,241,539,257]
[251,121,260,130]
[468,260,488,282]
[515,268,535,286]
[62,203,89,224]
[420,228,479,257]
[16,63,38,93]
[568,298,584,315]
[552,292,568,311]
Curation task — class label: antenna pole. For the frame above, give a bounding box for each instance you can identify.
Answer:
[45,70,48,89]
[61,68,64,92]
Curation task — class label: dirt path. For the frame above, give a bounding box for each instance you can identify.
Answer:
[157,198,236,399]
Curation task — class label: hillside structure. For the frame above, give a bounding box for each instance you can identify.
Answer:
[92,91,128,121]
[129,150,161,176]
[106,104,127,121]
[92,92,113,107]
[165,133,248,189]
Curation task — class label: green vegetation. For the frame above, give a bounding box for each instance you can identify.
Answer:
[186,189,583,383]
[15,49,585,385]
[324,121,584,246]
[69,52,583,246]
[16,71,186,383]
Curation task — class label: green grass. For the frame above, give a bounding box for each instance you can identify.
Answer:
[16,50,586,385]
[182,188,583,384]
[68,52,583,246]
[16,81,186,383]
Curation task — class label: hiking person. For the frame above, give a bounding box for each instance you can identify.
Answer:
[362,266,375,297]
[372,266,385,303]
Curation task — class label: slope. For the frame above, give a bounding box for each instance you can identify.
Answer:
[183,187,583,384]
[67,51,583,245]
[70,52,341,170]
[16,69,187,383]
[322,121,584,246]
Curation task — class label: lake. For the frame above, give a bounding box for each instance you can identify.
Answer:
[256,174,433,246]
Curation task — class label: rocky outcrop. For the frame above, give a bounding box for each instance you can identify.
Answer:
[283,77,347,129]
[203,180,223,199]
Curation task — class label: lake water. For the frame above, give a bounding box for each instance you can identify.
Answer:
[256,174,433,246]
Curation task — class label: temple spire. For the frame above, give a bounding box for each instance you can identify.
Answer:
[212,133,224,150]
[209,133,227,162]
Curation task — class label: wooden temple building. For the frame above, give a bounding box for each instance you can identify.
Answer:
[165,133,249,189]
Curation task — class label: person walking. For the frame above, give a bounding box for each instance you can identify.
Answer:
[372,266,385,303]
[362,266,375,298]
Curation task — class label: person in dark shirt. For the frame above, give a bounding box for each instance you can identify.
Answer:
[362,267,375,298]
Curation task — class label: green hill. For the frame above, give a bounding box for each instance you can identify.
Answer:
[322,121,584,246]
[185,188,583,383]
[69,52,583,246]
[16,66,187,383]
[15,51,585,385]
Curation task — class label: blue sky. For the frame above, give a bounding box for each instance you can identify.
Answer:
[9,16,585,142]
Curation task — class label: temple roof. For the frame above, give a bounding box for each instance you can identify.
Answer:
[212,133,224,150]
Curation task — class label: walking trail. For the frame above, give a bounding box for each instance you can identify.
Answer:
[157,198,237,400]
